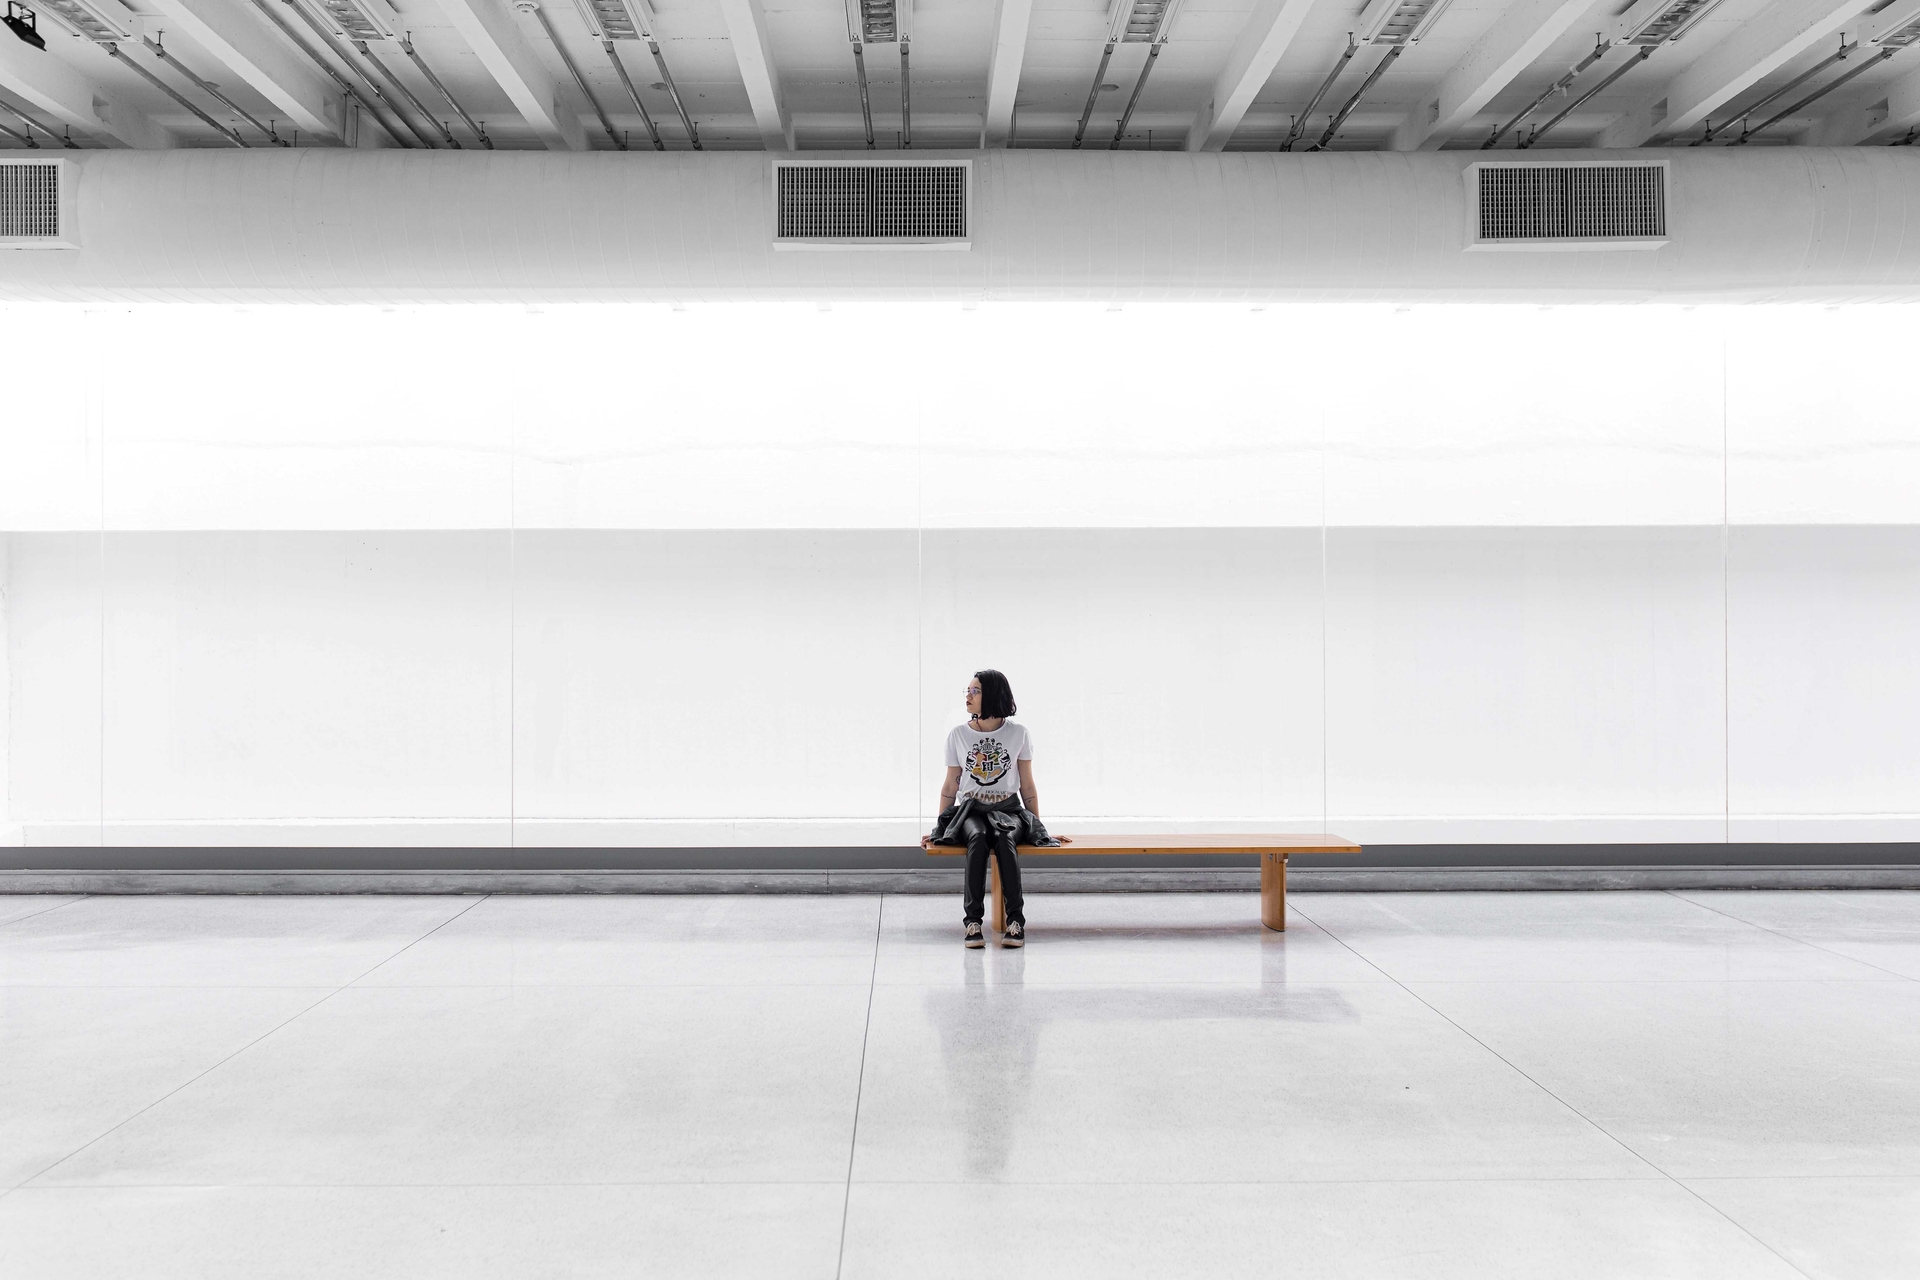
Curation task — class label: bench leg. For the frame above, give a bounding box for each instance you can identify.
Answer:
[1261,852,1287,932]
[989,858,1006,934]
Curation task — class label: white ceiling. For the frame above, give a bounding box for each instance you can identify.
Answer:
[1,0,1916,153]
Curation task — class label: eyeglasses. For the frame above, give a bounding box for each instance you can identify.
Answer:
[963,687,981,696]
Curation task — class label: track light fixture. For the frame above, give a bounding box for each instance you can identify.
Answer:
[5,2,47,50]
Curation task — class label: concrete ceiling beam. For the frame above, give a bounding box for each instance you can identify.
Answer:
[980,0,1033,147]
[1393,0,1600,150]
[0,34,172,147]
[1185,0,1319,151]
[426,0,587,151]
[716,0,792,151]
[144,0,343,141]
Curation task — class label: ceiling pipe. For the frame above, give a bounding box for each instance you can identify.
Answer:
[1483,37,1609,149]
[102,42,249,146]
[275,0,417,146]
[0,98,71,148]
[1110,40,1162,148]
[1071,36,1118,149]
[851,39,875,148]
[600,37,665,149]
[1309,41,1404,150]
[145,33,288,145]
[639,31,698,148]
[347,36,454,147]
[1281,36,1357,151]
[521,1,627,150]
[250,0,406,147]
[402,34,490,148]
[1518,43,1652,148]
[899,37,910,147]
[0,117,32,147]
[1735,46,1894,143]
[1696,39,1852,144]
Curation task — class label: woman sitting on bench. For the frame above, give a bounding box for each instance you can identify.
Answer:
[921,669,1062,949]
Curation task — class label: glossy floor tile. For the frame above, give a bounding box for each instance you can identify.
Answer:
[37,983,873,1187]
[1289,890,1895,982]
[840,1180,1805,1280]
[0,895,481,987]
[0,1184,844,1280]
[0,897,85,929]
[850,976,1649,1184]
[357,893,883,988]
[1672,889,1920,980]
[874,892,1389,987]
[1408,977,1920,1177]
[1683,1176,1920,1280]
[1,889,1915,1278]
[0,985,327,1188]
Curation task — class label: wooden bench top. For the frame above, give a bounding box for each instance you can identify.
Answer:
[926,833,1361,856]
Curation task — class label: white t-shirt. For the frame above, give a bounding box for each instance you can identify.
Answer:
[945,721,1032,801]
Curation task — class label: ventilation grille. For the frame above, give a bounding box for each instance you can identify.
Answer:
[1478,164,1665,241]
[0,163,60,239]
[776,165,966,240]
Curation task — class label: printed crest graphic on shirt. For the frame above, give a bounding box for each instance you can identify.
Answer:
[965,738,1012,788]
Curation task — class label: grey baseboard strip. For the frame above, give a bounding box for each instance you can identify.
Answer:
[3,865,1917,895]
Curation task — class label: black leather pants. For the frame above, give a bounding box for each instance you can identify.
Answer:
[961,799,1025,926]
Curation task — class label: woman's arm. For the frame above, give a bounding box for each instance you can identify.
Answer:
[919,766,965,849]
[1017,759,1039,816]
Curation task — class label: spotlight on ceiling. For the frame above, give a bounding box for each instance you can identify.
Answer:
[5,1,47,49]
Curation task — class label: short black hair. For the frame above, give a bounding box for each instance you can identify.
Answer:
[974,669,1017,719]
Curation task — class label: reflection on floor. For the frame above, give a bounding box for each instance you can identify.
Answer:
[2,889,1918,1279]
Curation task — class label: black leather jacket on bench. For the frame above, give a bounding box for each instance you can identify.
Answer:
[927,797,1063,849]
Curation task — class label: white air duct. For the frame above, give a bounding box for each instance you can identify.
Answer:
[1,148,1918,304]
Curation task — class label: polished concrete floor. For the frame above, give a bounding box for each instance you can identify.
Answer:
[1,889,1917,1279]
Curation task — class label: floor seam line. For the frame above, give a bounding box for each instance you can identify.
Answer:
[0,895,94,931]
[834,891,884,1280]
[1662,888,1918,983]
[8,893,494,1194]
[1286,897,1817,1279]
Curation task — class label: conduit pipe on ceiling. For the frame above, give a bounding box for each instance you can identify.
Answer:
[102,42,249,146]
[145,34,287,145]
[250,0,406,146]
[850,39,875,148]
[0,98,71,147]
[640,31,698,148]
[600,38,665,149]
[1694,39,1851,144]
[1309,41,1403,150]
[899,38,910,147]
[1735,46,1894,143]
[1281,36,1357,151]
[1110,39,1162,148]
[0,117,31,147]
[1482,37,1608,149]
[402,34,490,148]
[276,0,417,146]
[1071,36,1118,149]
[522,2,626,149]
[1518,43,1651,148]
[348,36,453,147]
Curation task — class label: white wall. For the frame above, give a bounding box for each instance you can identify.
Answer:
[3,302,1919,849]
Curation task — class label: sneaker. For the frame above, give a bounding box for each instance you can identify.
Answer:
[1002,920,1025,948]
[964,921,985,948]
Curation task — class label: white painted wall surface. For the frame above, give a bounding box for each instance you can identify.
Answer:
[3,302,1919,848]
[1729,527,1920,842]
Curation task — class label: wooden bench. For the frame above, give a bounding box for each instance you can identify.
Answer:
[926,833,1363,933]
